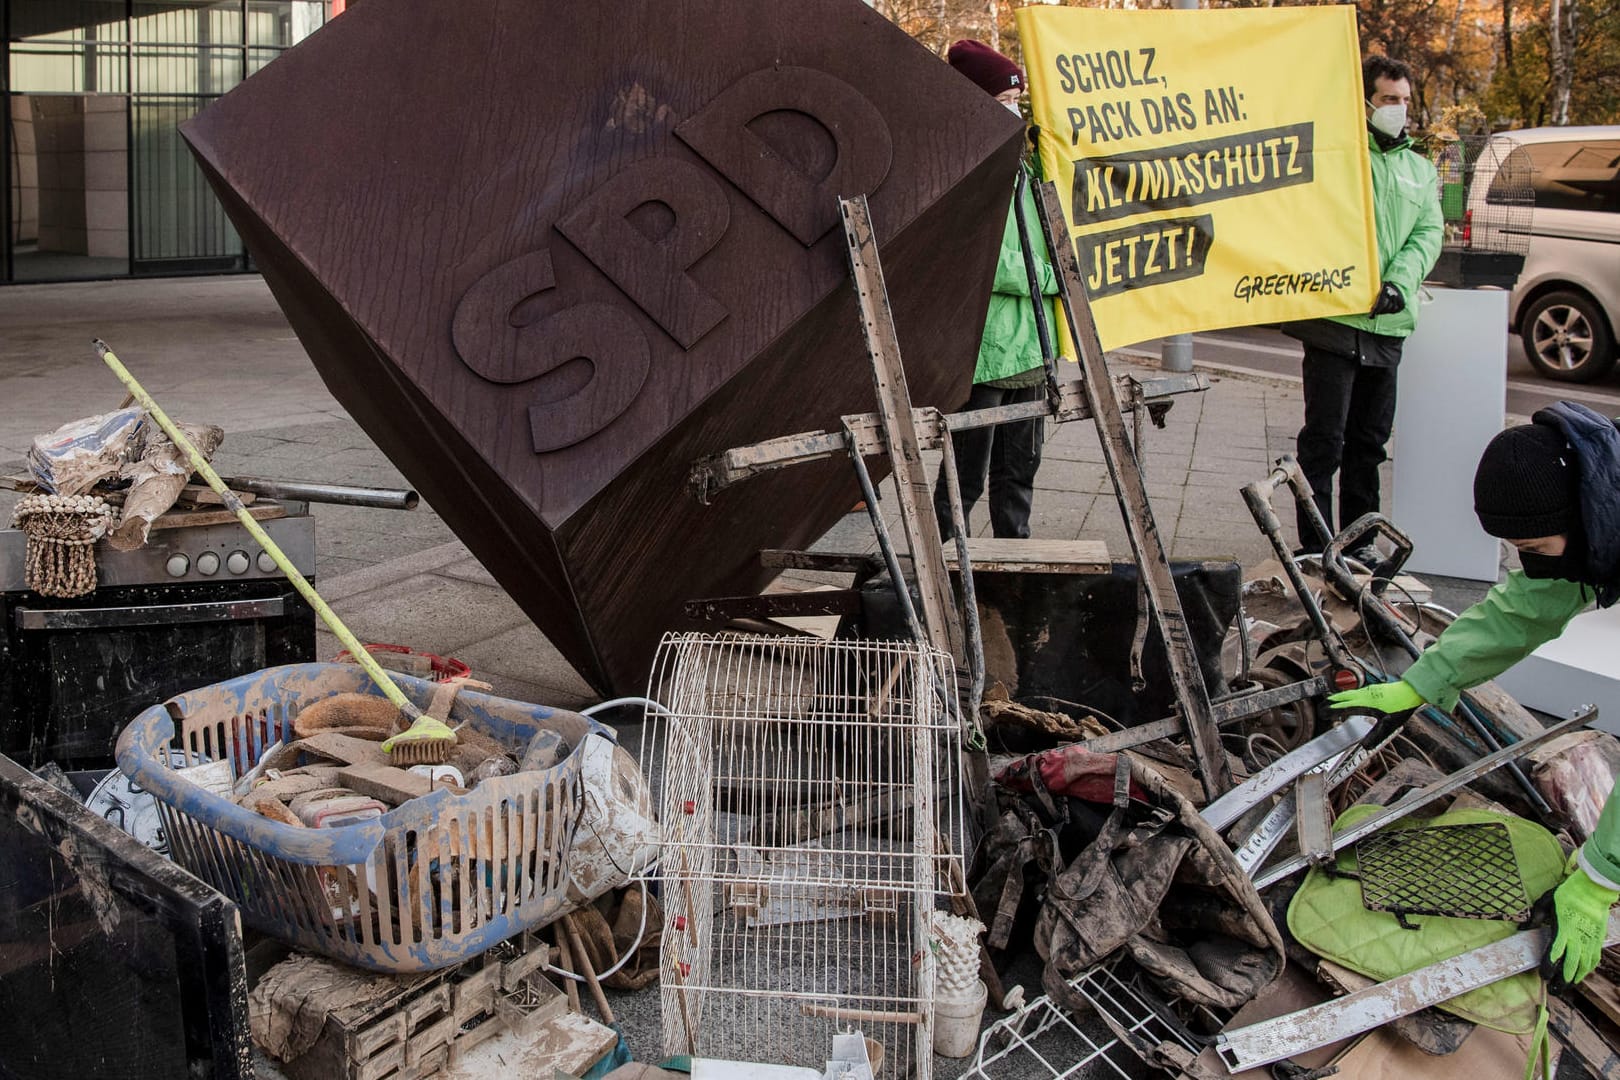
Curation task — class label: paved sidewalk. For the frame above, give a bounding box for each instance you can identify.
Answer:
[0,276,1517,1076]
[0,275,1498,709]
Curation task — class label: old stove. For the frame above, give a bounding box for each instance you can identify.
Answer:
[0,503,316,769]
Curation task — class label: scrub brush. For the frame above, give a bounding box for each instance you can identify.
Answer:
[381,715,458,764]
[97,340,459,766]
[380,676,477,765]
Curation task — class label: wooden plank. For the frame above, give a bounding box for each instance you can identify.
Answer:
[337,763,438,805]
[175,483,256,507]
[295,732,391,768]
[839,194,961,661]
[1578,969,1620,1029]
[492,1010,618,1077]
[943,538,1109,575]
[149,501,286,530]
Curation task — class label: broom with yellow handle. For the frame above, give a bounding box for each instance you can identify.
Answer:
[97,340,456,765]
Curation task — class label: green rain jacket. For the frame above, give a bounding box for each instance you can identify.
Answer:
[1325,131,1443,339]
[1404,573,1620,890]
[973,159,1061,385]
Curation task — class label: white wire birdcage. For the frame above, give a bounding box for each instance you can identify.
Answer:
[640,632,965,1079]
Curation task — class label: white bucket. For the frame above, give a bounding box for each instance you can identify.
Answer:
[932,979,989,1058]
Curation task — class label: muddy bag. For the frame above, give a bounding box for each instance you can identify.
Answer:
[1001,747,1286,1072]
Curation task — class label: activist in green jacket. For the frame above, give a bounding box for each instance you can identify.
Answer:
[973,158,1061,384]
[932,39,1058,541]
[1325,129,1443,339]
[1330,402,1620,989]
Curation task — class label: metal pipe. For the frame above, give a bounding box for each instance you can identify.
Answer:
[935,416,985,717]
[1012,159,1060,398]
[844,425,925,645]
[223,476,419,511]
[1241,460,1355,671]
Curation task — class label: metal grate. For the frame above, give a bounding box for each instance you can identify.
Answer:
[962,958,1205,1079]
[1356,822,1531,925]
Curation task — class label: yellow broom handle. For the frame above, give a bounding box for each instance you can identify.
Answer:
[95,340,419,720]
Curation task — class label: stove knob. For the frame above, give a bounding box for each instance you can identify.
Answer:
[226,550,250,575]
[165,554,190,577]
[196,551,220,576]
[257,551,276,573]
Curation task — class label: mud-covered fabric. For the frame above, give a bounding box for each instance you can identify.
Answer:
[986,747,1284,1025]
[1287,806,1565,1034]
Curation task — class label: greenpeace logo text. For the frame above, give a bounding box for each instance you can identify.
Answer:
[1233,266,1356,302]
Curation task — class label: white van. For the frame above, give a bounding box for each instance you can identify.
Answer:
[1469,126,1620,382]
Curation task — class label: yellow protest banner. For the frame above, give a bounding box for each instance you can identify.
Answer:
[1015,6,1377,352]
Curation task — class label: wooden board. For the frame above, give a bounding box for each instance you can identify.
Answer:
[294,732,389,768]
[448,1011,618,1080]
[944,538,1111,575]
[1579,969,1620,1029]
[181,0,1022,695]
[175,483,256,507]
[336,763,437,805]
[150,501,286,530]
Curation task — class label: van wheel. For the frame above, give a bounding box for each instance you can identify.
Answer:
[1522,291,1616,382]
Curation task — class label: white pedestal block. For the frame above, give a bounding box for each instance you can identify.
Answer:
[1392,287,1507,581]
[1494,603,1620,735]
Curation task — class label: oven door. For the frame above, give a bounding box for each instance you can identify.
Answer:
[1,580,316,769]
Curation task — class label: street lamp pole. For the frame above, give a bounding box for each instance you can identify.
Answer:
[1160,0,1199,374]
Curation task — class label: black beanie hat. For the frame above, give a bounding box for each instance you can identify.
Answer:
[947,40,1024,97]
[1473,423,1580,539]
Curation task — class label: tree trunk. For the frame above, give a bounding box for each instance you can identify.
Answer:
[1549,0,1574,124]
[1502,0,1513,70]
[988,0,999,53]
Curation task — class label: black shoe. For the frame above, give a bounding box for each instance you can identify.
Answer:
[1347,542,1382,569]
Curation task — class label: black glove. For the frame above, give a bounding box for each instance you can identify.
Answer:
[1369,282,1405,316]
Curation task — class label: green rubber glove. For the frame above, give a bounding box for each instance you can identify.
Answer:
[1325,679,1425,714]
[1544,863,1618,989]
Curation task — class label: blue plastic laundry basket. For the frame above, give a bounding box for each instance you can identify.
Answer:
[116,663,610,972]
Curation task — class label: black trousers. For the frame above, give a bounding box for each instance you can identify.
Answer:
[1295,347,1399,548]
[933,382,1045,540]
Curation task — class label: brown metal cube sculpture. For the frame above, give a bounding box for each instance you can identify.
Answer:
[183,0,1024,694]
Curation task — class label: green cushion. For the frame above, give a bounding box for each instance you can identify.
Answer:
[1288,806,1563,1034]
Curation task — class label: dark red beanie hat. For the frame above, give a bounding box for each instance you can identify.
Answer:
[948,39,1024,97]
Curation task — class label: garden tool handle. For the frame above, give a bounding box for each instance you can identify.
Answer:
[94,340,420,721]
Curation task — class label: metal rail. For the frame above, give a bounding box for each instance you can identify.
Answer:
[1216,911,1620,1070]
[1253,707,1594,889]
[689,373,1206,499]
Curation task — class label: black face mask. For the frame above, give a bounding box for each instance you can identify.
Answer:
[1518,529,1588,582]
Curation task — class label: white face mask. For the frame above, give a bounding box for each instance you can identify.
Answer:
[1005,100,1023,117]
[1368,101,1407,139]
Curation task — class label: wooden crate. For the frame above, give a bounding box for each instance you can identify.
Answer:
[281,932,605,1080]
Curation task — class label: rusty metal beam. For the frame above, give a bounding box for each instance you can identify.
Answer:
[691,373,1207,499]
[1033,180,1232,800]
[682,590,864,623]
[1215,911,1620,1071]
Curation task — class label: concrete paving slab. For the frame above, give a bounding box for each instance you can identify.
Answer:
[328,573,532,656]
[449,623,599,706]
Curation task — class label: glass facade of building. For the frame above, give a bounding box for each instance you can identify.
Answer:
[4,1,328,283]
